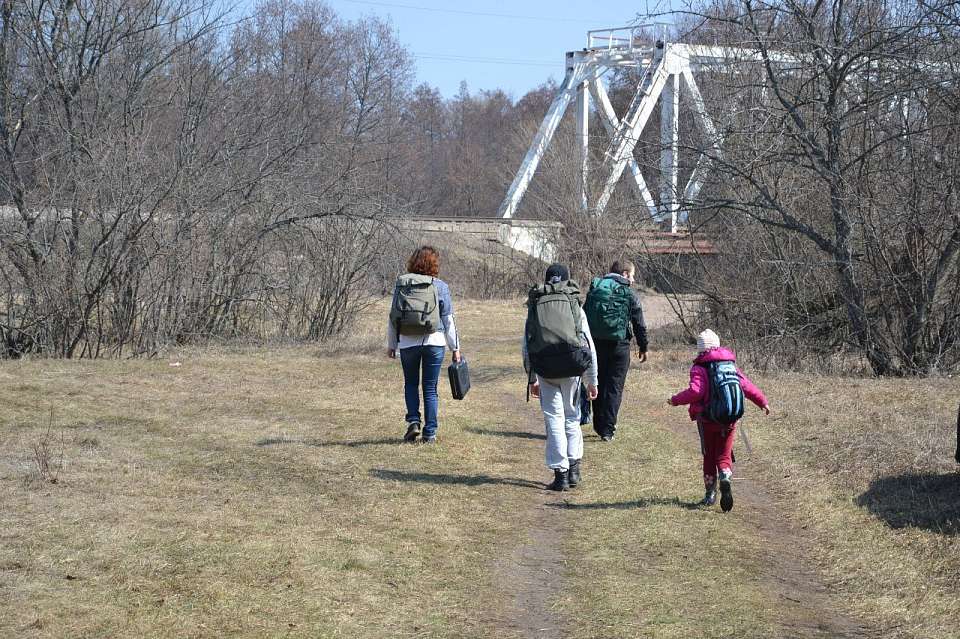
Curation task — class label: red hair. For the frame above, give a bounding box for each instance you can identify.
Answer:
[407,246,440,277]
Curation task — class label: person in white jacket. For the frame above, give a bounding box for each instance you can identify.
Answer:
[522,263,599,491]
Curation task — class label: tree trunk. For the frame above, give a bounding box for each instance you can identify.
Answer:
[830,179,895,376]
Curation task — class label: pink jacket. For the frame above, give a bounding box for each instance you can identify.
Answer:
[670,347,768,422]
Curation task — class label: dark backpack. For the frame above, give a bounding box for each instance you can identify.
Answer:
[525,280,592,379]
[389,274,441,335]
[705,360,745,424]
[583,277,633,341]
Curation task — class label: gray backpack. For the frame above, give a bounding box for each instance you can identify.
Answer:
[390,274,441,335]
[525,280,592,378]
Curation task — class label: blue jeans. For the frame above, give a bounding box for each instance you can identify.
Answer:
[400,345,445,438]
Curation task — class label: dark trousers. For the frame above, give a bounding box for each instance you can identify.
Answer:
[592,340,631,437]
[579,383,591,425]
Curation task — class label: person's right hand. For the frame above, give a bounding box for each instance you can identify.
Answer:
[762,404,771,415]
[529,382,540,399]
[587,384,598,400]
[637,350,648,363]
[387,349,397,359]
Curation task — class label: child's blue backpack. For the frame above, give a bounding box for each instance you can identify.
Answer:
[705,361,745,424]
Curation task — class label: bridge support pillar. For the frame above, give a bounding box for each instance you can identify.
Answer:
[576,77,590,213]
[660,71,680,232]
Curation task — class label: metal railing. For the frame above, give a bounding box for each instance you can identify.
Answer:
[586,23,671,52]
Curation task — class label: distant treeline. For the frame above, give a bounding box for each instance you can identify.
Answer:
[0,0,571,358]
[1,0,959,376]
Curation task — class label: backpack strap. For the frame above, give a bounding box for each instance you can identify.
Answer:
[391,280,401,335]
[568,296,581,333]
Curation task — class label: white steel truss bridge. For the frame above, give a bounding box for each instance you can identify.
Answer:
[497,25,787,232]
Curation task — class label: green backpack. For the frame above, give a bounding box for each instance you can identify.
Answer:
[390,274,441,335]
[583,277,632,341]
[525,280,592,378]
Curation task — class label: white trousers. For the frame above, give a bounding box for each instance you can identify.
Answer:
[537,375,584,470]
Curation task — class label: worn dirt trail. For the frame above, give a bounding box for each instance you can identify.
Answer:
[486,294,876,638]
[488,392,570,639]
[645,294,875,637]
[492,500,568,638]
[656,408,877,638]
[486,295,698,638]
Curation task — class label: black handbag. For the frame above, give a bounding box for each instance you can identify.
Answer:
[448,359,471,400]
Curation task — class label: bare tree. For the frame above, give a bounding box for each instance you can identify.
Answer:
[676,0,960,375]
[0,0,227,356]
[0,0,418,357]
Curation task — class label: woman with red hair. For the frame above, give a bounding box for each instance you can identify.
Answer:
[387,246,461,443]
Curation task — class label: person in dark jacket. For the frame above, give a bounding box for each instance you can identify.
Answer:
[586,260,648,441]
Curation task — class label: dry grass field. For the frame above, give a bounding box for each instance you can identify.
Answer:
[1,297,958,638]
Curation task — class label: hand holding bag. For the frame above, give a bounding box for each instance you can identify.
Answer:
[448,359,470,400]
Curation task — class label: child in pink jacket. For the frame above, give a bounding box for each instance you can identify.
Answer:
[668,329,770,511]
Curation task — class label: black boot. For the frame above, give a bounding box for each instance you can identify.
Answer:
[547,469,569,492]
[718,471,734,512]
[701,479,717,507]
[568,459,581,488]
[403,421,421,442]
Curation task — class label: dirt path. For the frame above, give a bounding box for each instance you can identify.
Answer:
[481,295,877,638]
[487,296,696,638]
[487,393,570,639]
[492,499,568,639]
[656,410,877,638]
[639,291,695,330]
[637,297,876,636]
[735,472,875,638]
[489,412,878,639]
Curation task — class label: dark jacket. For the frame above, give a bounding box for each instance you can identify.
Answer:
[597,273,648,352]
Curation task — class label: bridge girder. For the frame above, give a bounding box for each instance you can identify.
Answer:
[497,26,771,231]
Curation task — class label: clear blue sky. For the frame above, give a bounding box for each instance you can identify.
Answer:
[240,1,677,99]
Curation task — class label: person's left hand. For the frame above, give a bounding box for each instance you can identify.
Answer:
[637,350,648,363]
[666,397,675,406]
[587,384,598,400]
[452,350,462,363]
